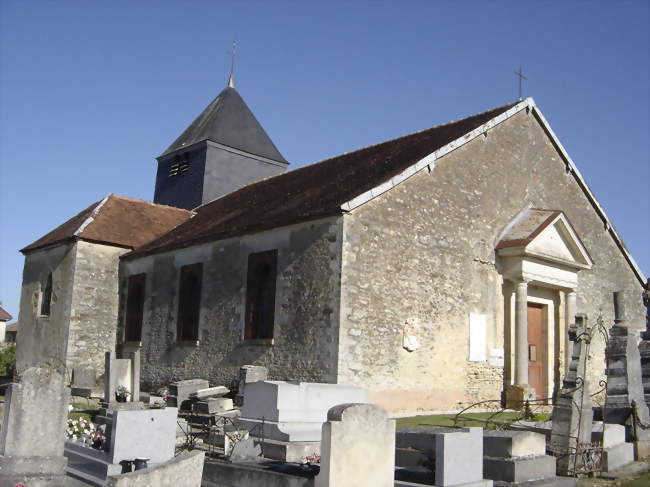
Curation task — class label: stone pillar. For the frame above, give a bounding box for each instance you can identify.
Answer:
[315,403,395,487]
[565,290,577,375]
[550,313,593,475]
[514,281,529,386]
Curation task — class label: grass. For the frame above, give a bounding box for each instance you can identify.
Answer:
[622,472,650,487]
[68,401,100,422]
[396,411,550,430]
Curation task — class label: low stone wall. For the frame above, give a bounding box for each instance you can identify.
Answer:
[105,451,204,487]
[202,460,314,487]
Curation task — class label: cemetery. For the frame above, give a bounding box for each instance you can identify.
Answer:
[0,290,648,486]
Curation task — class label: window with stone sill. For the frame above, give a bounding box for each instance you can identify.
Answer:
[244,250,278,341]
[40,272,53,316]
[124,273,146,342]
[177,263,203,342]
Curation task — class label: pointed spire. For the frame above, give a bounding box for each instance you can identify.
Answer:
[228,41,236,89]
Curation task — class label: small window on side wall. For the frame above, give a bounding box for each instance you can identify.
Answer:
[125,274,146,342]
[245,250,278,340]
[177,263,203,342]
[40,272,53,316]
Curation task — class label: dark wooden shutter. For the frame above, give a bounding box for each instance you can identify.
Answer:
[245,250,278,339]
[177,263,203,341]
[125,274,146,342]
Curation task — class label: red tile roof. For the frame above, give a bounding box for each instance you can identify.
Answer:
[5,322,17,332]
[22,195,194,253]
[126,101,517,259]
[0,306,12,321]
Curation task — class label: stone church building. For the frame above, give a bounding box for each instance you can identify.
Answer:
[19,77,646,413]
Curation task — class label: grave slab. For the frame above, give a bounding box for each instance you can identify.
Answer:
[242,381,368,423]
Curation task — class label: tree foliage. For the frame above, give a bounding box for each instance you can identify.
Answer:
[0,345,16,376]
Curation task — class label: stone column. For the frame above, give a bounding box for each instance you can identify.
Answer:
[565,290,577,375]
[514,280,529,386]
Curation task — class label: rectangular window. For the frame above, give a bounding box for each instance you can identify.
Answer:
[40,272,53,316]
[245,250,278,340]
[177,263,203,341]
[125,273,146,342]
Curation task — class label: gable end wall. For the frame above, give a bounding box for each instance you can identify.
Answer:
[339,109,644,413]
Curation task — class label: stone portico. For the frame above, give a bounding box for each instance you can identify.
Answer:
[498,209,593,405]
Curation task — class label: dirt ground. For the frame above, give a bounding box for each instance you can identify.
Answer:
[578,463,650,487]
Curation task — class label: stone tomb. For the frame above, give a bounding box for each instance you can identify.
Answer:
[65,407,178,484]
[395,427,492,487]
[235,364,268,407]
[104,351,140,406]
[483,430,556,484]
[168,378,209,410]
[238,381,367,461]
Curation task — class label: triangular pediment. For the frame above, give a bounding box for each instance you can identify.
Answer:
[497,208,592,269]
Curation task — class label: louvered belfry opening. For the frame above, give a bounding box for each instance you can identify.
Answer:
[177,263,203,341]
[245,250,277,340]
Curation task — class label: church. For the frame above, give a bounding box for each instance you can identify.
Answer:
[18,75,646,413]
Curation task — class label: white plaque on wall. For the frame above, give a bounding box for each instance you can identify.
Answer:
[468,312,487,362]
[489,348,504,367]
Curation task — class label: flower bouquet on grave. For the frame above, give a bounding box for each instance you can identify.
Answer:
[115,385,131,402]
[66,417,95,443]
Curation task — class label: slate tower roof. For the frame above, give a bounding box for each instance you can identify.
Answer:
[161,84,287,163]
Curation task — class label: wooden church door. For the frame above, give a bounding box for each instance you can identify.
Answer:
[527,303,547,401]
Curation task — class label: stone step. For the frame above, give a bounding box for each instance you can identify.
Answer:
[484,455,556,483]
[256,438,320,463]
[483,431,546,458]
[603,442,635,472]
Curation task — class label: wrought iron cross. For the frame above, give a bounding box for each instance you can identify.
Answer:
[514,66,527,100]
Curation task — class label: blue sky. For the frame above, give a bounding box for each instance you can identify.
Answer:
[1,1,648,320]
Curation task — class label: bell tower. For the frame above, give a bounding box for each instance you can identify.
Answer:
[153,76,288,210]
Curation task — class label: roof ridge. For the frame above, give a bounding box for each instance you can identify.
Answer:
[193,100,519,211]
[304,100,520,168]
[109,194,195,214]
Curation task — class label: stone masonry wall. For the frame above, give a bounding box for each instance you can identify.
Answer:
[120,217,342,390]
[17,243,77,375]
[339,109,645,413]
[67,240,128,378]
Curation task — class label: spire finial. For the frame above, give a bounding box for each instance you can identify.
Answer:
[228,41,237,88]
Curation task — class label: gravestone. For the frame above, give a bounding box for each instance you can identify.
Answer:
[235,364,267,406]
[315,403,395,487]
[604,291,650,459]
[104,351,140,406]
[550,313,593,475]
[0,282,71,486]
[639,279,650,410]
